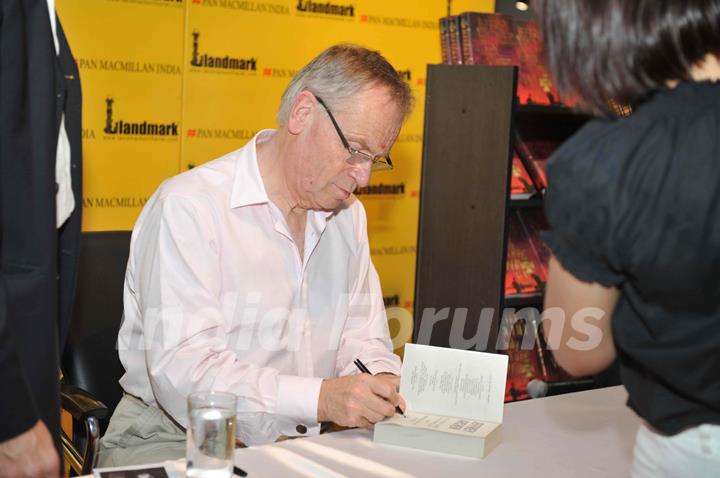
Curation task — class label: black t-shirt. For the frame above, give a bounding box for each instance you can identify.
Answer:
[543,80,720,435]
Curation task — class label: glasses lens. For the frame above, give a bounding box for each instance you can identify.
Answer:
[370,158,392,171]
[346,151,371,165]
[347,152,393,171]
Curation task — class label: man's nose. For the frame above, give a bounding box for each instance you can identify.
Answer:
[349,161,372,187]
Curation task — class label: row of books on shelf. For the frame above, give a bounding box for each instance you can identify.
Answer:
[506,131,557,300]
[504,157,565,399]
[439,12,577,107]
[502,207,569,401]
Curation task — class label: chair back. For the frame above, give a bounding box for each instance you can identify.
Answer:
[62,231,131,427]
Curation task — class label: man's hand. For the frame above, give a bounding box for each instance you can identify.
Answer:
[0,421,60,478]
[318,374,402,429]
[374,373,406,412]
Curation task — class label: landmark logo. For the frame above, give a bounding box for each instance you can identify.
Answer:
[103,97,178,137]
[296,0,355,17]
[354,183,405,196]
[190,31,258,72]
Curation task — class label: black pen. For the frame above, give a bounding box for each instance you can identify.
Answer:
[353,358,405,417]
[233,465,248,477]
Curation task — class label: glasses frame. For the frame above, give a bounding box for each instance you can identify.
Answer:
[314,95,393,171]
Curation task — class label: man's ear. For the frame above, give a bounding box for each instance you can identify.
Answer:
[287,90,316,135]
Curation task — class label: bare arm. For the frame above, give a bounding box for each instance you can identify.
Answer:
[543,255,620,377]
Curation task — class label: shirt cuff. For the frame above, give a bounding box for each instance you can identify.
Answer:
[364,355,402,376]
[276,375,323,424]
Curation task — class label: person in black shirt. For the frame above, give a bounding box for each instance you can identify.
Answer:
[534,1,720,476]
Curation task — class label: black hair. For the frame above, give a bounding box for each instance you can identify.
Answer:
[535,0,720,115]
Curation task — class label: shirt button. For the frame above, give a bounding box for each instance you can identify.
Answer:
[296,424,307,434]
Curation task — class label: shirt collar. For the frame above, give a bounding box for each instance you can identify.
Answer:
[230,129,274,209]
[229,129,336,220]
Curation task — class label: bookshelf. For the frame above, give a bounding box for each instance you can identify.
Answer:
[413,64,592,400]
[413,65,516,353]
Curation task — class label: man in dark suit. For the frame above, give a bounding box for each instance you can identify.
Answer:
[0,1,82,476]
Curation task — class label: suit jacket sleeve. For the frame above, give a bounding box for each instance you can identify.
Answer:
[0,0,44,442]
[0,274,40,442]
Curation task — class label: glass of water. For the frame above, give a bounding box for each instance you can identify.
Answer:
[187,391,237,478]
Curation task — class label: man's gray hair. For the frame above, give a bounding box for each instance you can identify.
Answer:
[276,43,413,126]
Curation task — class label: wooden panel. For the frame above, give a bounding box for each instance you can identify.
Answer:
[413,65,517,351]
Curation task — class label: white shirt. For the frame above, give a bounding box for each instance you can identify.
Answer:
[118,130,400,445]
[46,0,74,228]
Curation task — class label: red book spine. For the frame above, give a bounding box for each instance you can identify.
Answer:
[510,152,537,199]
[516,145,548,193]
[439,17,452,64]
[514,133,555,193]
[460,13,474,65]
[518,210,551,280]
[448,15,464,64]
[505,213,544,298]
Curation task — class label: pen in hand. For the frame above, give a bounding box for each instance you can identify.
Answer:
[353,358,406,417]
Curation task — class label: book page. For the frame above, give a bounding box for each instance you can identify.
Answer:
[382,412,500,438]
[400,343,508,423]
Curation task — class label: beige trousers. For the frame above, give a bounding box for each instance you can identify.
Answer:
[98,394,340,467]
[97,394,186,467]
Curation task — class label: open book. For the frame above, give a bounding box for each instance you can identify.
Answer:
[373,344,508,459]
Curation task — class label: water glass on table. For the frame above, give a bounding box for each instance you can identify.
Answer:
[187,391,237,478]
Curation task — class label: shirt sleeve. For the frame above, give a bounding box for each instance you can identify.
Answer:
[334,201,402,378]
[542,125,626,287]
[133,193,322,440]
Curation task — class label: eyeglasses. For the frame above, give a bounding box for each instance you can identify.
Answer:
[314,95,393,171]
